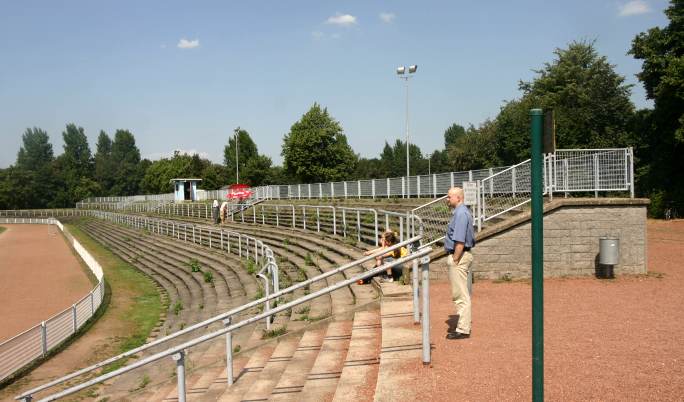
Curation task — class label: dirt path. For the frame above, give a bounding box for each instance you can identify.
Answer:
[403,219,684,401]
[0,224,94,342]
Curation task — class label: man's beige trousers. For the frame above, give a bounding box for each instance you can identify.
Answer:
[447,251,473,334]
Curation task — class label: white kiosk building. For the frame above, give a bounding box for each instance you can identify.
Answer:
[171,178,202,202]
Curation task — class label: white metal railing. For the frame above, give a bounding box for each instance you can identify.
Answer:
[75,148,633,207]
[0,218,105,384]
[17,233,432,402]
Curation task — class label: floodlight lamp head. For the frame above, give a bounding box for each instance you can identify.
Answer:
[396,66,406,75]
[408,65,418,73]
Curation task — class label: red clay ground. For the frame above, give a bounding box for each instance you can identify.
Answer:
[0,224,94,342]
[403,219,684,401]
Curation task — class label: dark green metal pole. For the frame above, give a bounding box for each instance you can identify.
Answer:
[530,108,544,402]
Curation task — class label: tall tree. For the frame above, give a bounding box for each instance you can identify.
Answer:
[379,139,423,177]
[224,127,259,184]
[282,103,357,182]
[54,124,99,206]
[94,130,114,194]
[495,40,635,164]
[446,120,501,171]
[630,0,684,215]
[444,123,466,148]
[110,129,142,196]
[16,127,54,171]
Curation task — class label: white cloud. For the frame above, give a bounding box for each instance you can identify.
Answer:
[379,12,396,23]
[177,38,200,49]
[326,13,357,27]
[618,0,651,16]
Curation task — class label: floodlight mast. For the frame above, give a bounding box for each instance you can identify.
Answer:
[396,64,418,197]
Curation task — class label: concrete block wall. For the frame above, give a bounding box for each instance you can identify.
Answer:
[470,203,647,279]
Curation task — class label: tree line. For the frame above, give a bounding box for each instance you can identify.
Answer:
[1,1,681,216]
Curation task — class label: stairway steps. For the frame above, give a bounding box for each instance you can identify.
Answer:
[373,299,422,401]
[298,320,352,401]
[332,310,381,402]
[215,342,277,401]
[270,327,326,401]
[239,337,301,401]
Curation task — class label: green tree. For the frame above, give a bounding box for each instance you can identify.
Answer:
[446,121,501,171]
[94,131,114,194]
[242,155,274,186]
[379,139,423,177]
[282,103,357,182]
[444,123,466,148]
[224,127,259,184]
[110,129,142,196]
[54,124,99,206]
[495,40,635,164]
[16,127,54,171]
[630,0,684,215]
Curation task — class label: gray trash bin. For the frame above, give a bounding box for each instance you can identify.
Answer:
[598,237,619,278]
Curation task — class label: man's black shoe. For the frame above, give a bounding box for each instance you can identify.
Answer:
[446,332,470,340]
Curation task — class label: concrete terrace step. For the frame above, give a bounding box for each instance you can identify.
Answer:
[332,310,381,402]
[298,320,352,401]
[373,298,423,402]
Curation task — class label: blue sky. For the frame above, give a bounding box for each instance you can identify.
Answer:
[0,0,671,168]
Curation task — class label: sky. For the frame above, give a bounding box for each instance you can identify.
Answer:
[0,0,672,168]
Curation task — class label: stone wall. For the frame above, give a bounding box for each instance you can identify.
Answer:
[430,199,649,280]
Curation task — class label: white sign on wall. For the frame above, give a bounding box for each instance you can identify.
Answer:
[463,181,478,206]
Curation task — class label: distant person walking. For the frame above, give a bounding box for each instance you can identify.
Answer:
[444,187,475,339]
[212,200,220,224]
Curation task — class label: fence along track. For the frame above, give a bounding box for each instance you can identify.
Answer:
[0,218,105,385]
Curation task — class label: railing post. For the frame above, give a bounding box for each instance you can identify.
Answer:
[412,258,419,324]
[172,351,187,402]
[433,174,437,198]
[356,210,361,243]
[420,256,431,365]
[303,207,307,231]
[371,180,375,199]
[342,209,347,238]
[357,181,361,199]
[629,147,635,198]
[316,208,320,232]
[594,154,599,198]
[402,177,406,199]
[72,304,77,333]
[276,205,280,227]
[417,176,421,198]
[344,182,348,199]
[223,318,234,385]
[40,321,48,357]
[332,208,337,236]
[387,178,391,198]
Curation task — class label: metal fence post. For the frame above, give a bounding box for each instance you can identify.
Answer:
[629,147,635,198]
[316,208,320,232]
[172,351,187,402]
[372,180,376,198]
[433,174,437,198]
[387,178,391,198]
[413,258,419,324]
[594,154,599,198]
[72,304,77,333]
[421,256,431,365]
[344,182,348,199]
[357,181,361,199]
[356,210,361,243]
[41,321,48,357]
[223,318,234,385]
[402,177,406,198]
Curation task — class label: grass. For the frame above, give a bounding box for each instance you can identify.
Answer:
[0,226,6,236]
[261,326,287,339]
[203,270,214,284]
[233,344,241,354]
[304,253,315,266]
[129,374,151,392]
[245,258,257,275]
[65,222,163,374]
[187,258,202,273]
[295,306,310,315]
[493,273,513,283]
[173,301,183,315]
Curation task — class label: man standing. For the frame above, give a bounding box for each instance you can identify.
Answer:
[444,187,475,339]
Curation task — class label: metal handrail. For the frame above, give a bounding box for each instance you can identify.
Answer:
[25,240,430,402]
[15,225,422,401]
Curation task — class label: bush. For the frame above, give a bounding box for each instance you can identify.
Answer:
[203,270,214,284]
[173,301,183,315]
[187,258,202,273]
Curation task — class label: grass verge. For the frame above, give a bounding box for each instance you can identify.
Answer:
[65,221,163,372]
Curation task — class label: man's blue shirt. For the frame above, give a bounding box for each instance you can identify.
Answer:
[444,204,475,253]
